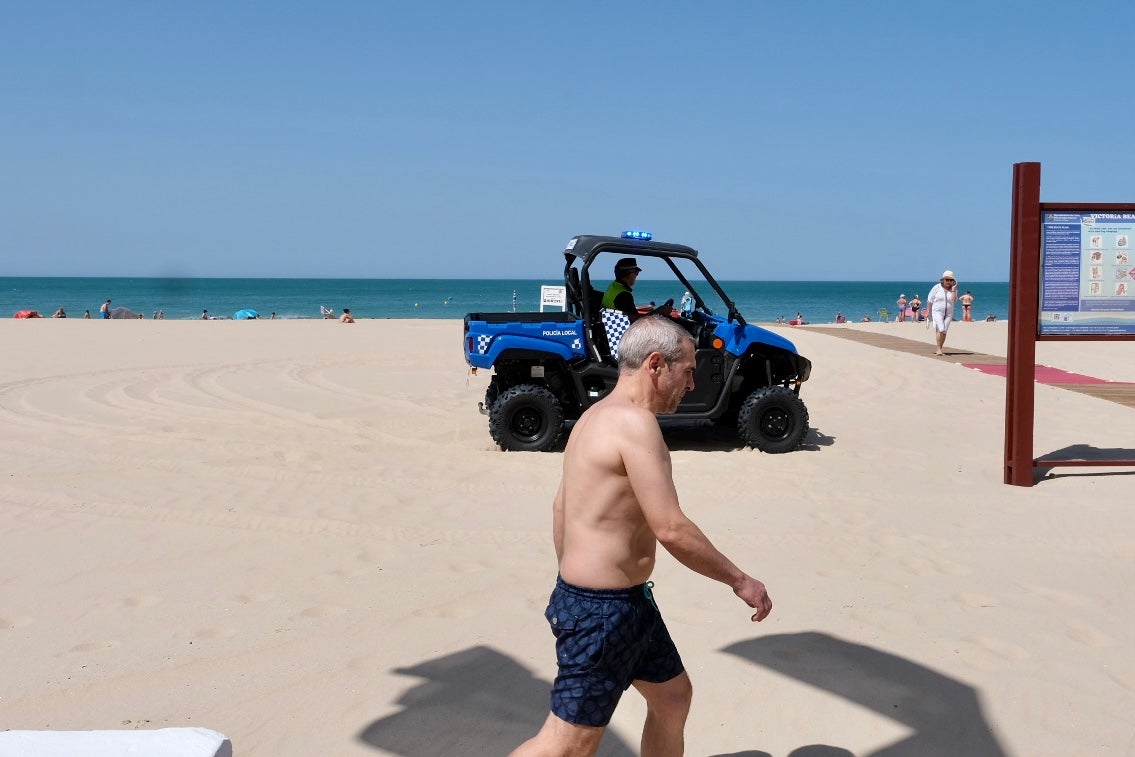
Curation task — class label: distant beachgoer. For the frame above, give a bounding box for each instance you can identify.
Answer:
[202,309,209,320]
[100,300,111,319]
[927,270,959,356]
[52,307,67,318]
[270,312,277,320]
[985,313,996,322]
[157,310,165,320]
[340,308,355,323]
[960,290,974,322]
[679,290,694,317]
[83,310,91,319]
[896,294,908,322]
[835,312,847,324]
[908,295,922,322]
[861,314,872,322]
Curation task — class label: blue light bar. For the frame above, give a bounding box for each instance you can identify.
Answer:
[621,230,653,241]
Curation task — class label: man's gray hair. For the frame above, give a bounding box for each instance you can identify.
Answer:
[618,316,694,373]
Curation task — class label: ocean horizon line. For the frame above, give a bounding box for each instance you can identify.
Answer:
[2,275,1012,284]
[2,277,1014,322]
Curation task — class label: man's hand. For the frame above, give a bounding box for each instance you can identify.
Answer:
[734,576,772,622]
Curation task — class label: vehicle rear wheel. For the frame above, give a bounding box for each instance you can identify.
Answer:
[737,386,809,453]
[489,384,564,452]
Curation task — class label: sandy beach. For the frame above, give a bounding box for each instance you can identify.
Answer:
[1,318,1133,756]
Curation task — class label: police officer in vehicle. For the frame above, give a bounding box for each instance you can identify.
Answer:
[603,257,677,322]
[602,257,645,321]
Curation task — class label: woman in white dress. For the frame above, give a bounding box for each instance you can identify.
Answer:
[927,270,958,356]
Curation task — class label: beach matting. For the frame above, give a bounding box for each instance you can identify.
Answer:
[1,319,1133,756]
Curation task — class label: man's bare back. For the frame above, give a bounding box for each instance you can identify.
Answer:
[556,394,668,588]
[553,319,770,618]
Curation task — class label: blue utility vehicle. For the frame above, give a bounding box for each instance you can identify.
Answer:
[464,232,812,452]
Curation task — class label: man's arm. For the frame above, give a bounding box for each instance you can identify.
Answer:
[621,413,772,621]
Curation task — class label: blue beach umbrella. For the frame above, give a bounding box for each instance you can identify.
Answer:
[234,308,259,320]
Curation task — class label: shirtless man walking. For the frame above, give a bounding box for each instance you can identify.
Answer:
[510,317,772,757]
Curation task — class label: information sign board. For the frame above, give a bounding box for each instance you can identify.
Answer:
[1040,211,1135,335]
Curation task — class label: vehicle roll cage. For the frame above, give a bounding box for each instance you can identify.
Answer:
[562,235,747,327]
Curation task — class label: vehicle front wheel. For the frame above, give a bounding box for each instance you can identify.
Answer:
[489,384,564,452]
[737,386,809,453]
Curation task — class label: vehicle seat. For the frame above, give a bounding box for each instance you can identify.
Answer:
[600,308,631,361]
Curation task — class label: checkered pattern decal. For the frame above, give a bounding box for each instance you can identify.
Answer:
[476,334,492,354]
[600,309,631,360]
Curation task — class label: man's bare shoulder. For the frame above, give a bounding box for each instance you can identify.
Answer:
[578,394,659,439]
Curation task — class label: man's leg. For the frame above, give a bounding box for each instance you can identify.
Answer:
[509,712,605,757]
[633,672,693,757]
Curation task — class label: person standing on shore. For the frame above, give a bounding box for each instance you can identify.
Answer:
[896,293,908,322]
[960,290,974,322]
[100,300,111,319]
[927,271,959,356]
[510,317,772,757]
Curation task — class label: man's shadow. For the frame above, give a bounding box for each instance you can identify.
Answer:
[357,645,634,756]
[719,632,1007,757]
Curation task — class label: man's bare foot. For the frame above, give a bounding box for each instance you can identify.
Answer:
[934,350,944,356]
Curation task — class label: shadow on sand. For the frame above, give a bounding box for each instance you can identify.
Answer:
[1034,443,1135,483]
[720,632,1007,757]
[357,645,634,756]
[360,632,1005,756]
[659,421,836,453]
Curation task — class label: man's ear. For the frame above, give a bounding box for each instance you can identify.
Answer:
[646,352,664,374]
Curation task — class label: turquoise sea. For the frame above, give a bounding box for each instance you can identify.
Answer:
[1,277,1010,323]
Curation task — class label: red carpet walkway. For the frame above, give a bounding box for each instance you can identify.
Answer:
[806,326,1135,410]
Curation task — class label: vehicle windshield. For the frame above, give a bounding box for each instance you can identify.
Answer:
[585,253,737,320]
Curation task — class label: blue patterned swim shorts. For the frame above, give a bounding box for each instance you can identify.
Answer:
[545,575,685,727]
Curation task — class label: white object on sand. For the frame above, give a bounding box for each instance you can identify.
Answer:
[0,728,231,757]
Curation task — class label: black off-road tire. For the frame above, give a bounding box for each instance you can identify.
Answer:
[483,384,500,413]
[488,384,564,452]
[737,386,809,453]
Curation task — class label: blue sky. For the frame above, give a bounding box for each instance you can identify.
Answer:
[4,1,1134,281]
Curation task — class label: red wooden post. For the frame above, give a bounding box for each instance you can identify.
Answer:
[1004,163,1041,486]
